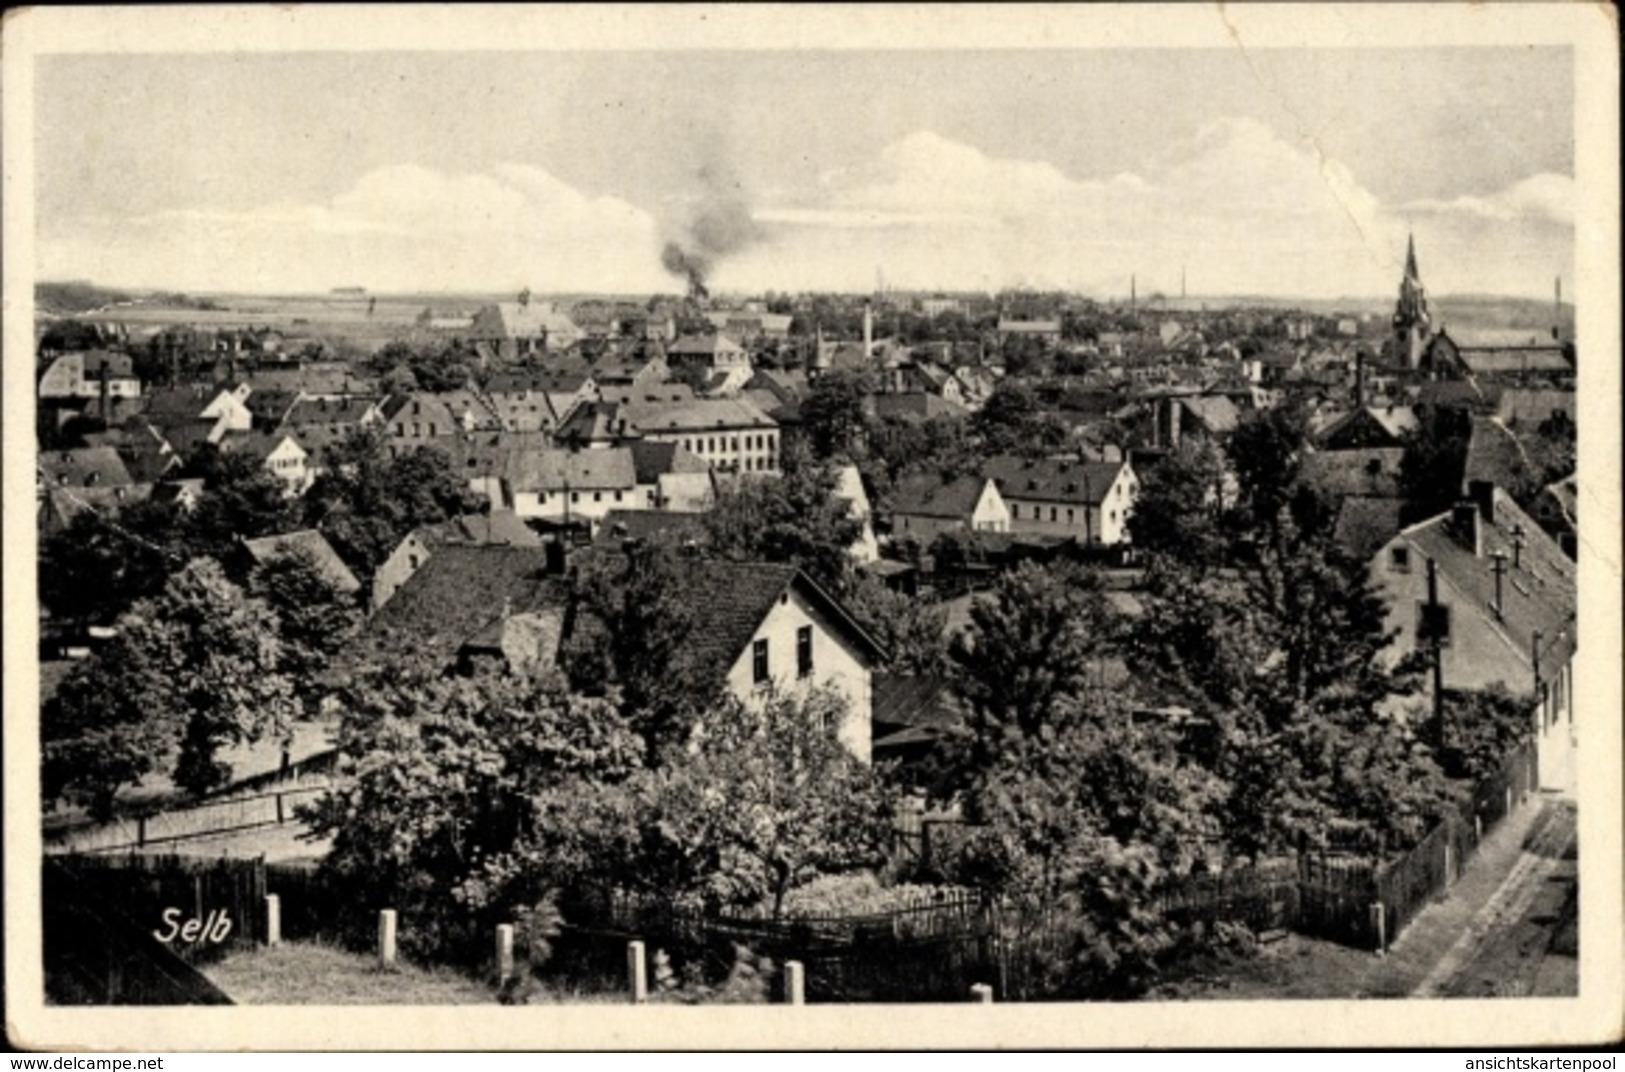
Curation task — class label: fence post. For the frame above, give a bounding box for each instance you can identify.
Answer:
[1369,902,1387,956]
[378,909,398,970]
[627,940,647,1004]
[265,894,281,947]
[783,960,805,1005]
[970,983,994,1003]
[276,792,285,825]
[496,923,515,985]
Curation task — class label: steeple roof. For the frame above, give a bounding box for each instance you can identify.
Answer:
[1405,232,1420,281]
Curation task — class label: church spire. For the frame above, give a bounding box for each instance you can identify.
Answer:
[1405,232,1420,281]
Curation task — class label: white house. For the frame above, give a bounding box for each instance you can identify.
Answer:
[679,561,887,763]
[889,474,1010,542]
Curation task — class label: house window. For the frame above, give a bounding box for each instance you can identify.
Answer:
[614,490,622,502]
[1067,508,1075,525]
[797,626,813,678]
[753,638,770,685]
[593,491,602,503]
[1050,507,1058,522]
[732,437,740,452]
[571,491,580,504]
[1011,504,1019,520]
[1389,546,1412,573]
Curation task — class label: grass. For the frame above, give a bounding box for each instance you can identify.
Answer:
[202,941,498,1005]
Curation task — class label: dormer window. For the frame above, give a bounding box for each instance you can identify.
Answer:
[1390,545,1412,573]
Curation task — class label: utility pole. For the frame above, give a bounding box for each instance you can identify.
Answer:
[1426,557,1446,750]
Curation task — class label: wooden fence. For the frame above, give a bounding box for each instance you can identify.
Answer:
[49,853,270,966]
[46,783,329,855]
[43,857,234,1005]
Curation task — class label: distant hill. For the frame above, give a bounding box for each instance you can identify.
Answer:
[36,281,133,316]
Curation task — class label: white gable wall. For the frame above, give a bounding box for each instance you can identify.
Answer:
[723,587,873,764]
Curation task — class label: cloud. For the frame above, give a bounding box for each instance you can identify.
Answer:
[39,164,668,294]
[1404,173,1574,227]
[39,122,1574,300]
[748,120,1570,299]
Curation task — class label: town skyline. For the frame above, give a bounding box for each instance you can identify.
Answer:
[36,47,1573,300]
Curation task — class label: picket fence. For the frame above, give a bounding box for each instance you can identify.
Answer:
[45,750,337,855]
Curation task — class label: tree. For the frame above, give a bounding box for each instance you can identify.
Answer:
[799,369,872,460]
[245,546,363,728]
[38,501,186,628]
[1437,684,1536,782]
[183,446,304,560]
[42,558,298,810]
[148,559,300,795]
[303,430,485,579]
[1226,401,1311,530]
[1132,511,1450,857]
[566,538,722,761]
[1399,406,1472,523]
[842,575,948,675]
[972,381,1068,456]
[1124,441,1228,566]
[938,561,1122,798]
[703,452,864,595]
[589,689,895,919]
[302,661,642,963]
[43,632,184,820]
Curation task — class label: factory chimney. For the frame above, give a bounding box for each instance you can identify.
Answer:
[1553,276,1562,341]
[863,301,873,356]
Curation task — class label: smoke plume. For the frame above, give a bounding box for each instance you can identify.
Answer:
[662,160,762,300]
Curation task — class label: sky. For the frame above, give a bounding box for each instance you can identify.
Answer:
[34,47,1574,300]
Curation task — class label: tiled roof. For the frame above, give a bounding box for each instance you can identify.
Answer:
[1462,416,1535,492]
[241,529,362,593]
[1399,489,1576,669]
[418,509,542,549]
[282,395,380,426]
[669,334,746,359]
[142,384,223,418]
[37,446,134,488]
[503,447,637,491]
[872,674,954,730]
[1332,496,1407,560]
[471,302,580,341]
[592,509,709,547]
[1298,448,1406,499]
[866,393,969,423]
[485,368,593,396]
[243,363,376,397]
[364,544,565,662]
[622,396,776,433]
[891,474,992,519]
[1177,394,1241,435]
[627,440,709,484]
[983,455,1127,506]
[40,483,153,533]
[1495,388,1575,429]
[670,560,885,677]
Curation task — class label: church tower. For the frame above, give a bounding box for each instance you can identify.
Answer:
[1392,233,1432,368]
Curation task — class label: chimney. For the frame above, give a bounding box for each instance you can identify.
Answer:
[1451,502,1482,557]
[1467,479,1496,523]
[863,302,873,356]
